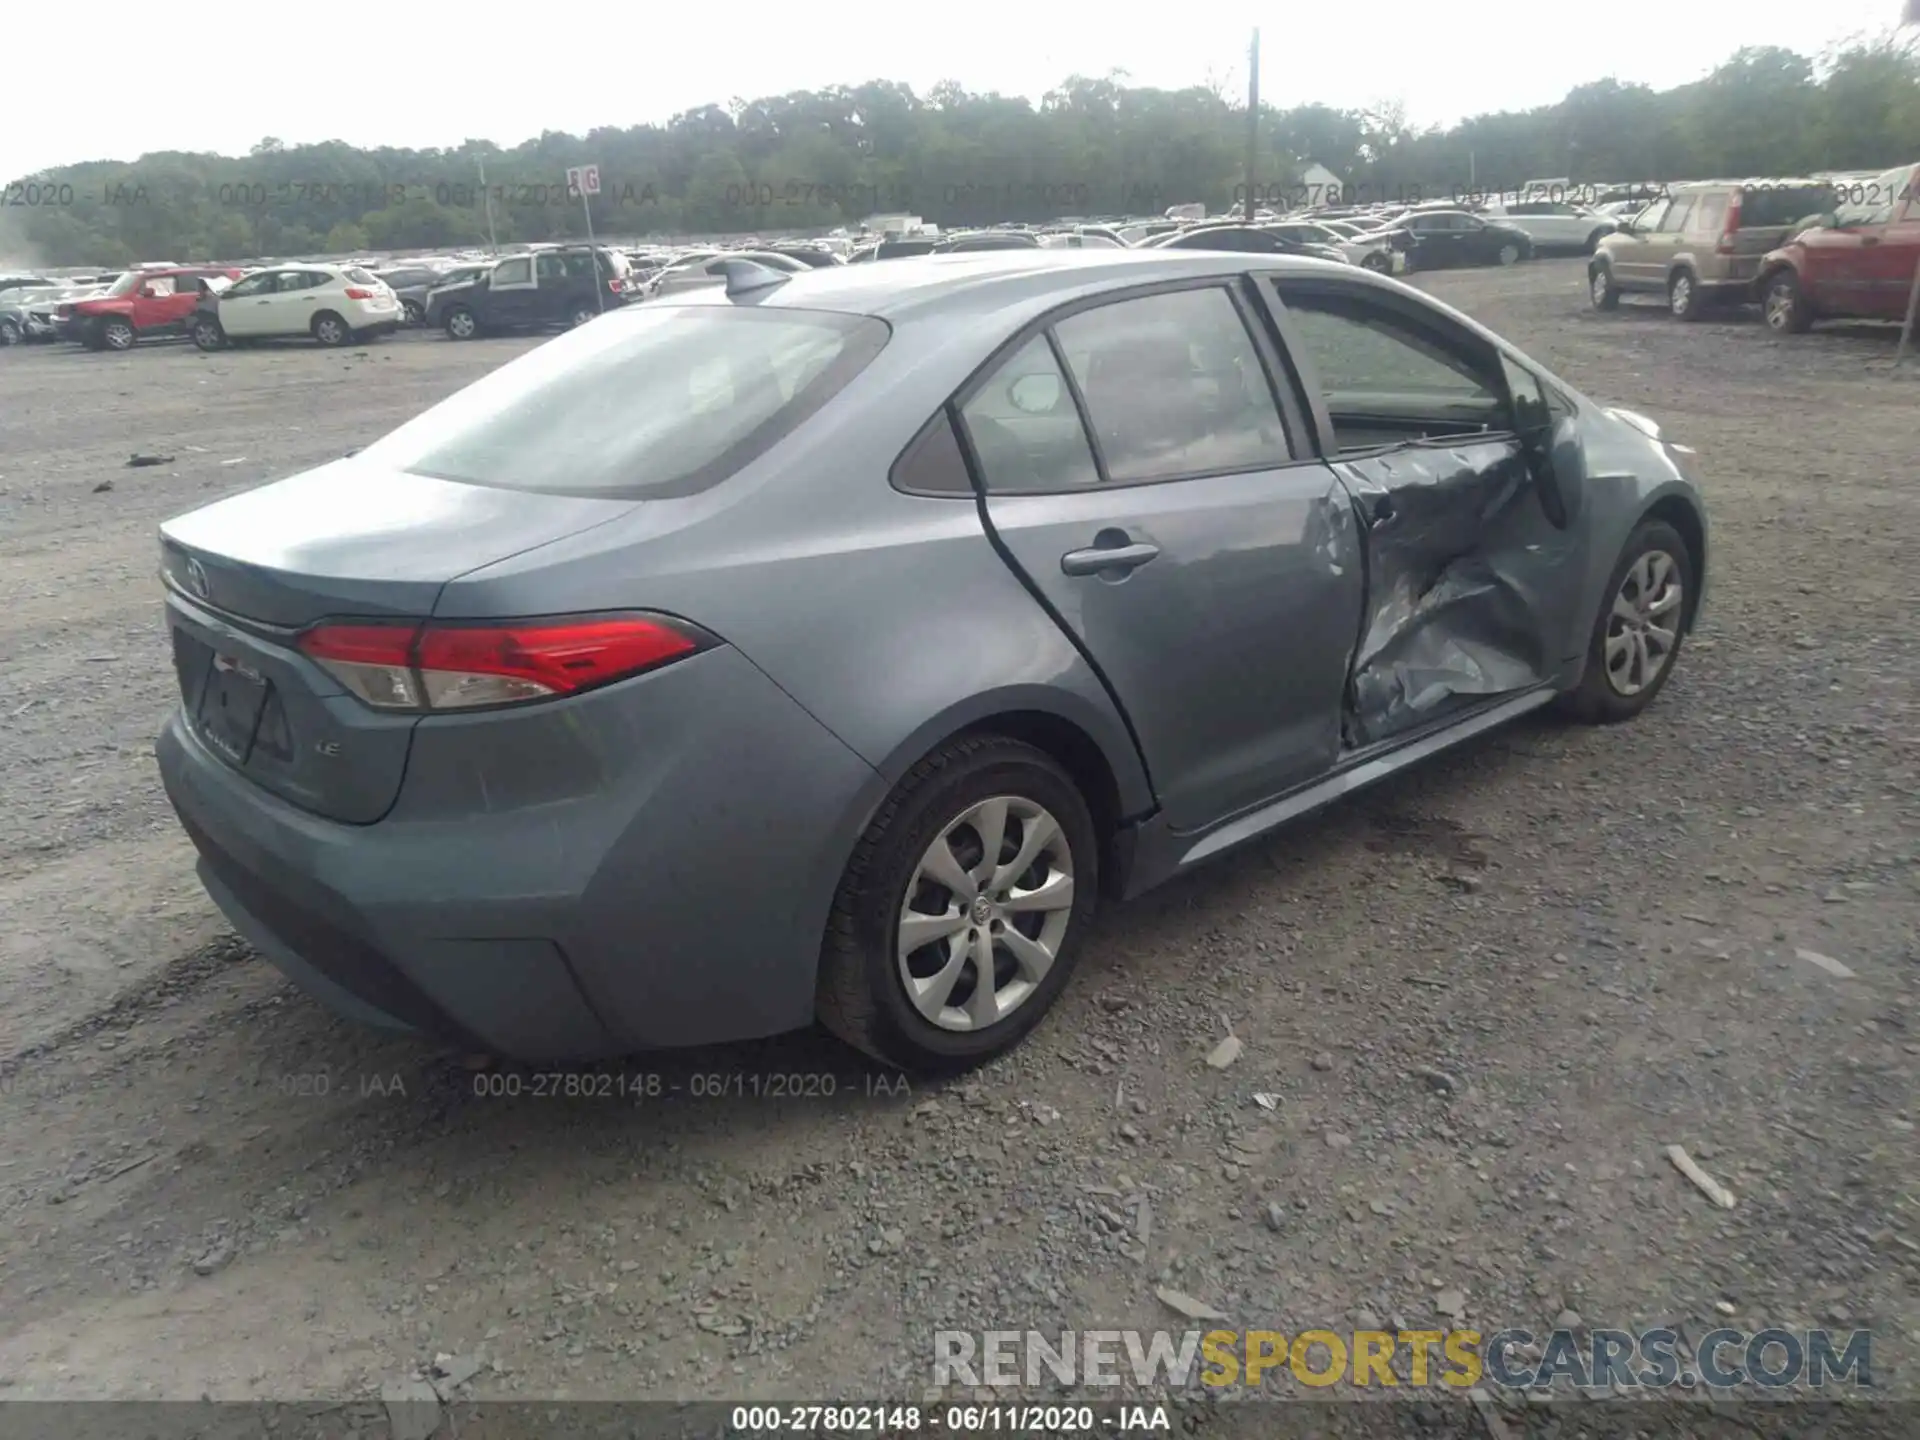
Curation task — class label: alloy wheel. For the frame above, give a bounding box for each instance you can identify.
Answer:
[1764,282,1797,332]
[103,321,134,350]
[1498,244,1521,265]
[447,310,476,339]
[1590,270,1612,306]
[1604,550,1684,697]
[895,795,1075,1033]
[1669,274,1693,316]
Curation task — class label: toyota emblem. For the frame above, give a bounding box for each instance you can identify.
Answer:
[185,557,210,598]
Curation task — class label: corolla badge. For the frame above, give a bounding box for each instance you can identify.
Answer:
[184,557,210,598]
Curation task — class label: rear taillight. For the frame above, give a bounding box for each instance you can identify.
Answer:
[296,615,702,711]
[608,278,623,293]
[343,286,375,300]
[1717,194,1742,255]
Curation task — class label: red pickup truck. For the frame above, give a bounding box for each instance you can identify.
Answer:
[1757,161,1920,333]
[63,267,246,351]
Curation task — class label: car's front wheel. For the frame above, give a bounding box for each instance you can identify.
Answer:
[100,318,136,351]
[401,299,425,325]
[1558,518,1693,724]
[190,317,224,351]
[1589,264,1620,311]
[1762,271,1813,334]
[444,306,478,340]
[1496,242,1524,266]
[816,735,1097,1073]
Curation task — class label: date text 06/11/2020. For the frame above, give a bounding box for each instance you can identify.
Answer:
[465,1070,910,1100]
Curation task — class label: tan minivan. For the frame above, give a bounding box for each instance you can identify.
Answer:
[1588,179,1837,320]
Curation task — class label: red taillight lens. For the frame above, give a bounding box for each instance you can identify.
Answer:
[1717,195,1742,254]
[297,616,700,711]
[608,278,623,293]
[344,286,375,300]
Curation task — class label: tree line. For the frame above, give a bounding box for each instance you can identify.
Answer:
[4,38,1916,266]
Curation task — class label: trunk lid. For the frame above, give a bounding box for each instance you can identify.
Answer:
[160,459,634,823]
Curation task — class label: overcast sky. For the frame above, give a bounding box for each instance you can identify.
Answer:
[3,1,1903,183]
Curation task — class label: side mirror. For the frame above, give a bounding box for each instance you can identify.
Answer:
[1501,356,1568,529]
[1008,372,1063,414]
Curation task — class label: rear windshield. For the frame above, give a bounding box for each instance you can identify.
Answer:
[357,305,889,499]
[1738,185,1836,228]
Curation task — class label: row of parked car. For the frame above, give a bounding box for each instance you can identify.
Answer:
[1583,163,1920,333]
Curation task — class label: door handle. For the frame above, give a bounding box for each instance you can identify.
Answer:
[1061,540,1160,576]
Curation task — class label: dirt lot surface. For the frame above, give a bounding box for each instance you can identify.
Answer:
[0,263,1915,1416]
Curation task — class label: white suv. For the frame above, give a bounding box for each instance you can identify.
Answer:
[191,264,401,349]
[1479,200,1618,254]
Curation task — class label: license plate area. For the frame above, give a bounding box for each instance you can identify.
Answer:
[196,650,272,766]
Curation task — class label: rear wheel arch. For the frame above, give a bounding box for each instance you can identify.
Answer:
[866,699,1148,900]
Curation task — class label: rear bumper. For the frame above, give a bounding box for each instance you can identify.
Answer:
[158,645,888,1061]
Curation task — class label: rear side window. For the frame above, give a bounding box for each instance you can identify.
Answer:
[359,306,889,499]
[958,336,1101,493]
[1738,185,1835,228]
[1689,195,1728,235]
[345,267,380,285]
[1053,287,1289,483]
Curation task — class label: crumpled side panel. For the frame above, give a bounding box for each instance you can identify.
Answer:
[1339,441,1552,746]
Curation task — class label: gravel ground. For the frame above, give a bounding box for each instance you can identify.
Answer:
[0,264,1914,1416]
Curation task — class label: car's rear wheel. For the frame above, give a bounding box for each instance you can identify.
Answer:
[401,299,425,325]
[1589,264,1620,311]
[1668,269,1705,321]
[1558,518,1692,724]
[190,317,224,351]
[101,318,136,351]
[816,735,1097,1073]
[568,303,599,328]
[0,317,19,346]
[444,306,478,340]
[1762,271,1813,334]
[1361,252,1390,273]
[311,312,350,347]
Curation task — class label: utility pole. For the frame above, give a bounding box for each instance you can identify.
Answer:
[475,153,499,254]
[1242,29,1260,221]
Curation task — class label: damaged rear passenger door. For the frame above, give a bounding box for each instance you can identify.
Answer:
[1260,276,1593,748]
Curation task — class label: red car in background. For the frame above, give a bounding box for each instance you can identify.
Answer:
[62,267,246,351]
[1757,161,1920,333]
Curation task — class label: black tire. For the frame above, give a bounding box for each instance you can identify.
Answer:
[190,317,224,351]
[1762,270,1813,334]
[443,306,479,340]
[1668,268,1705,322]
[311,311,350,347]
[815,734,1099,1074]
[401,299,425,325]
[1588,264,1620,311]
[1557,519,1694,725]
[1360,252,1390,273]
[568,303,598,328]
[100,318,136,351]
[0,317,19,347]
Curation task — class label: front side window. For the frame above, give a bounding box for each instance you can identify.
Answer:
[535,254,567,282]
[225,273,275,299]
[1053,287,1289,484]
[1271,284,1501,453]
[492,257,532,286]
[358,306,888,499]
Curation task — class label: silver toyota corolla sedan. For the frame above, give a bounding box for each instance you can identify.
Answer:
[156,250,1708,1073]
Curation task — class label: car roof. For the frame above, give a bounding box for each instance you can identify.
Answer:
[664,248,1373,324]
